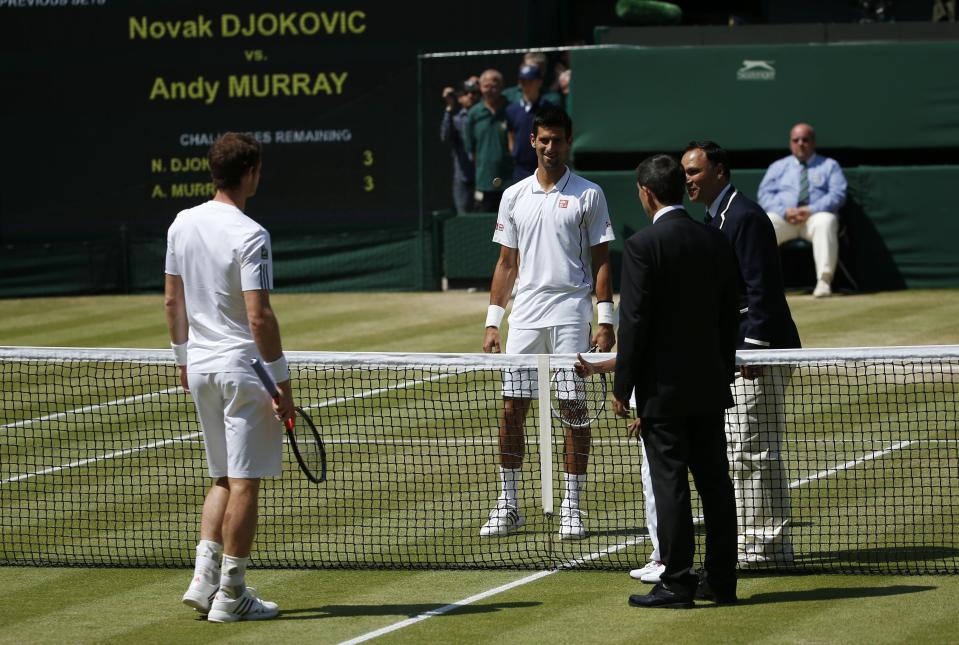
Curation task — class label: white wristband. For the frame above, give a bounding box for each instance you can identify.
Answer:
[171,342,188,366]
[597,301,616,326]
[265,355,290,384]
[485,305,505,328]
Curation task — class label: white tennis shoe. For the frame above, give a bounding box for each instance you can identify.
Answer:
[181,575,219,614]
[207,588,279,623]
[479,502,524,537]
[559,505,587,540]
[629,560,665,583]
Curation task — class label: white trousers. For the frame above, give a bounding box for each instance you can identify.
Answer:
[768,211,839,283]
[640,439,660,561]
[727,367,793,555]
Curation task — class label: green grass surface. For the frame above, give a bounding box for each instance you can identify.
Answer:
[1,290,958,643]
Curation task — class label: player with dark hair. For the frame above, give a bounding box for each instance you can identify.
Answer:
[167,132,294,622]
[481,106,616,540]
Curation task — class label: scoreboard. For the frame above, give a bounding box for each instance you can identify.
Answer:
[0,1,537,241]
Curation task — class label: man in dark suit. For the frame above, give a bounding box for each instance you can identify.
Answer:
[682,141,801,567]
[614,154,740,608]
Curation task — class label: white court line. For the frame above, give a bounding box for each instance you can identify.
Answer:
[0,386,182,431]
[0,431,203,485]
[788,440,914,489]
[2,374,450,483]
[336,571,555,645]
[338,535,650,645]
[337,438,916,644]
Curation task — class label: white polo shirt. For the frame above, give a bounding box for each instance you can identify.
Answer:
[165,200,273,373]
[493,167,615,329]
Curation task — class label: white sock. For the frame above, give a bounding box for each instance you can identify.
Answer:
[192,539,222,583]
[499,467,521,507]
[563,473,586,509]
[219,554,250,599]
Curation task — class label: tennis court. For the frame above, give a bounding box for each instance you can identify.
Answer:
[1,290,958,643]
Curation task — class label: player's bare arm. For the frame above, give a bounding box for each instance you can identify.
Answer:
[590,242,615,352]
[574,353,615,377]
[484,245,519,353]
[244,289,295,423]
[164,274,190,392]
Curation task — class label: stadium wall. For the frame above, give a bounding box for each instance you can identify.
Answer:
[440,166,959,292]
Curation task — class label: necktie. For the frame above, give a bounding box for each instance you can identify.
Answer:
[798,161,809,207]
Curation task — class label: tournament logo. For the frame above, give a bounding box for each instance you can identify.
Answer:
[736,60,776,81]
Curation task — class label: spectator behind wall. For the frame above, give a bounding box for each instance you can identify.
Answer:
[440,76,481,214]
[504,51,562,106]
[557,69,570,111]
[505,64,558,182]
[465,69,513,213]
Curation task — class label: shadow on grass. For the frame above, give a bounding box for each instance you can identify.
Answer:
[733,584,937,606]
[276,601,541,620]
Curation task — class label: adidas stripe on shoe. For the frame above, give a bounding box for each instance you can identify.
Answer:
[207,588,279,623]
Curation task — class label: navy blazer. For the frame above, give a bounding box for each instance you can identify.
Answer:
[614,209,740,417]
[705,186,801,351]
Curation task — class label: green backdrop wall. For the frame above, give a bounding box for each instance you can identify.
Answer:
[570,42,959,155]
[439,166,959,292]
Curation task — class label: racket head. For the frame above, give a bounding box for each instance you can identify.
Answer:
[550,366,607,428]
[287,406,327,483]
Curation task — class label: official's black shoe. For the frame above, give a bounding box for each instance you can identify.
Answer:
[628,582,694,609]
[695,575,738,604]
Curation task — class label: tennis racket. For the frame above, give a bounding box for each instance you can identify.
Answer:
[250,359,327,484]
[550,347,608,428]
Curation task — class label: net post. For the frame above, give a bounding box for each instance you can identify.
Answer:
[537,354,554,516]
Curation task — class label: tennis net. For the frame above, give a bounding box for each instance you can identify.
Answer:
[1,345,956,573]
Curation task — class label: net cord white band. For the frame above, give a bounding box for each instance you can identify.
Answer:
[2,345,959,367]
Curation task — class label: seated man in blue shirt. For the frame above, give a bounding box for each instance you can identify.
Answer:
[758,123,847,297]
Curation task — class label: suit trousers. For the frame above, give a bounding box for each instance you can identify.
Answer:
[768,211,839,283]
[727,366,793,558]
[642,413,737,594]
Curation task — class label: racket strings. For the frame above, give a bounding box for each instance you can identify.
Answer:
[551,369,607,428]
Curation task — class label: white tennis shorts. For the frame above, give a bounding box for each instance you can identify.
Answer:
[502,323,591,399]
[188,371,284,478]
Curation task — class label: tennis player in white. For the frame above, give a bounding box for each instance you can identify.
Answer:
[481,106,616,540]
[165,132,295,623]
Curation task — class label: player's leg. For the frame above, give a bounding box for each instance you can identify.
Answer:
[182,372,227,614]
[208,372,282,622]
[803,211,839,297]
[552,323,592,539]
[481,328,542,536]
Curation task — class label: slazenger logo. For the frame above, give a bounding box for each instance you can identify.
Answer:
[737,60,775,81]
